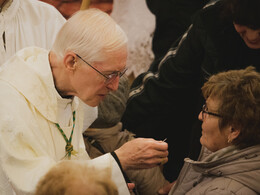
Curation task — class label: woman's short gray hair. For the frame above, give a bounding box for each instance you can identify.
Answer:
[51,8,128,62]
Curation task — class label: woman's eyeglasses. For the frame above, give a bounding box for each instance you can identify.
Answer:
[201,104,222,119]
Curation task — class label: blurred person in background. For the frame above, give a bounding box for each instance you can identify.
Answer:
[0,0,65,66]
[35,160,119,195]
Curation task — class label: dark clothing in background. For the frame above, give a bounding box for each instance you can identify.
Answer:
[146,0,210,72]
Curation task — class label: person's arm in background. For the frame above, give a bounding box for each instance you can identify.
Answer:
[122,13,207,136]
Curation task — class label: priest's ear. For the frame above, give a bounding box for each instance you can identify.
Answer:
[63,52,77,71]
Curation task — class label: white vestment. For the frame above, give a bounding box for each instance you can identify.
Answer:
[0,0,66,66]
[0,47,130,195]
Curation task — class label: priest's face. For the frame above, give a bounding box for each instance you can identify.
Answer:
[71,46,127,107]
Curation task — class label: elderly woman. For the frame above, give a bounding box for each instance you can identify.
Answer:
[165,66,260,194]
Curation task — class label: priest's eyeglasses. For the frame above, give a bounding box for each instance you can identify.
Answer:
[201,104,222,119]
[76,54,127,84]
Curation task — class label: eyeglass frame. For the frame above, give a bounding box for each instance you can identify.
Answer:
[76,54,127,84]
[201,104,222,119]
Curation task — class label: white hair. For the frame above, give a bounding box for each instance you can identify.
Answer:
[51,8,128,62]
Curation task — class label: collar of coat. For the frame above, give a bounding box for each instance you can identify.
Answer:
[184,144,260,193]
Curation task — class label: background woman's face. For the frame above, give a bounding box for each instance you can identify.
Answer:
[234,23,260,49]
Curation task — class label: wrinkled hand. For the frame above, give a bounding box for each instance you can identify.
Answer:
[115,138,168,170]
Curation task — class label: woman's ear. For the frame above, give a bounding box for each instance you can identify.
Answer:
[63,52,77,71]
[228,127,240,143]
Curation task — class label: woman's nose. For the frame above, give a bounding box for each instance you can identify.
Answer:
[198,111,203,121]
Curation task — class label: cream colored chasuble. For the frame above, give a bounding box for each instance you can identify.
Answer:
[0,47,130,195]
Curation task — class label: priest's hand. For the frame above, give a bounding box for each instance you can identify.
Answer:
[114,138,168,170]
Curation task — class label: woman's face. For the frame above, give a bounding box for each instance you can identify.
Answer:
[198,98,231,152]
[234,23,260,49]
